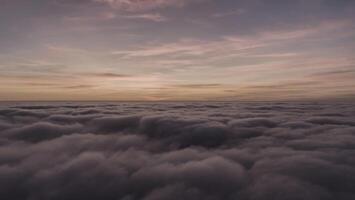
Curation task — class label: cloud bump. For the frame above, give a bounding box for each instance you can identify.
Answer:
[1,102,355,199]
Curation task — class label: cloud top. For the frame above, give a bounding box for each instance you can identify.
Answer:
[1,102,355,199]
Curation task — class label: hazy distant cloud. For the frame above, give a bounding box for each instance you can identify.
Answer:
[170,84,223,89]
[212,9,245,18]
[247,81,321,90]
[27,83,60,87]
[310,68,355,77]
[90,72,133,78]
[63,84,97,89]
[0,59,66,74]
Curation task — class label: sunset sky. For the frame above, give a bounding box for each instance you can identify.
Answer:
[1,0,354,101]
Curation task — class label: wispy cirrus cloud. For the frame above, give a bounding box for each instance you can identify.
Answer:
[91,72,133,78]
[2,0,355,101]
[57,0,203,11]
[212,9,246,18]
[93,0,202,11]
[63,11,167,22]
[169,83,223,89]
[123,13,168,22]
[111,19,350,59]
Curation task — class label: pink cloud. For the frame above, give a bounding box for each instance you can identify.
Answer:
[93,0,200,11]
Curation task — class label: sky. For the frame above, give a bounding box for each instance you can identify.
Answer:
[0,0,354,101]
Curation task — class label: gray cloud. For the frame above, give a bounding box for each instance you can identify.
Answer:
[169,84,223,89]
[1,102,355,199]
[91,72,133,78]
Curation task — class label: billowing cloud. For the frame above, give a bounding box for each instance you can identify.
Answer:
[1,102,355,199]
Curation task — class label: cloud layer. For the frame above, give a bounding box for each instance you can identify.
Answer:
[1,102,355,200]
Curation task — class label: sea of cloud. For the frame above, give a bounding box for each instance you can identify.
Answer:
[1,102,355,200]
